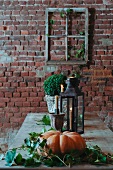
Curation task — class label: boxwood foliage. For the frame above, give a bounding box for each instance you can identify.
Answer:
[43,74,67,96]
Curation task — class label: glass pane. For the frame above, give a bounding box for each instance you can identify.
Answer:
[68,12,85,35]
[49,37,66,61]
[61,98,73,131]
[68,38,85,61]
[77,95,84,133]
[48,12,66,36]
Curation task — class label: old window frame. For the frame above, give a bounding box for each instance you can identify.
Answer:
[45,8,89,65]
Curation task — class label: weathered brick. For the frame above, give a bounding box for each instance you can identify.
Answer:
[10,117,21,123]
[21,92,29,97]
[40,101,47,107]
[29,71,36,77]
[19,82,26,87]
[11,98,26,102]
[7,102,14,107]
[0,102,6,107]
[3,82,11,87]
[105,86,113,91]
[21,71,29,77]
[0,72,4,77]
[3,123,11,128]
[5,72,13,77]
[15,102,23,107]
[0,97,10,102]
[28,97,42,102]
[5,107,19,113]
[27,60,35,66]
[30,102,39,107]
[21,30,28,35]
[38,92,45,97]
[23,102,30,107]
[0,92,4,97]
[0,77,7,82]
[5,92,12,98]
[29,92,37,97]
[28,82,35,87]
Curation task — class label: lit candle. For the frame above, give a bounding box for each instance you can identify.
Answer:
[70,107,72,130]
[61,84,64,92]
[55,95,58,109]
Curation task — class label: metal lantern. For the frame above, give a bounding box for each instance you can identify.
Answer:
[60,77,84,134]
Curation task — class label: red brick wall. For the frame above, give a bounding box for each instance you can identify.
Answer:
[0,0,113,136]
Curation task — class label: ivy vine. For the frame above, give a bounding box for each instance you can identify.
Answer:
[0,116,113,168]
[1,130,113,168]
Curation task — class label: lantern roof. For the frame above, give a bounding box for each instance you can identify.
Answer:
[60,77,84,97]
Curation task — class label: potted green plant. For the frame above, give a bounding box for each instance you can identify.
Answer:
[43,74,67,113]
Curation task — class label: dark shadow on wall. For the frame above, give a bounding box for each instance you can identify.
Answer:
[87,8,96,68]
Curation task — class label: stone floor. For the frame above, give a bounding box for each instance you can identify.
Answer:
[0,112,113,169]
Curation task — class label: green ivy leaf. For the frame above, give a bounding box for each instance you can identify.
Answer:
[50,19,55,25]
[60,12,65,18]
[41,127,47,133]
[24,138,31,147]
[43,156,64,167]
[42,115,51,125]
[75,73,81,78]
[66,9,73,14]
[39,139,47,148]
[43,158,54,167]
[48,148,52,155]
[67,55,70,59]
[5,149,16,166]
[79,31,85,35]
[94,159,100,163]
[24,157,41,167]
[29,132,41,141]
[99,154,107,163]
[14,153,24,165]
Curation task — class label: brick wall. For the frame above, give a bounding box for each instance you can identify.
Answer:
[0,0,113,150]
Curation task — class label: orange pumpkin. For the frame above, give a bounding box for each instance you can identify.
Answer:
[39,130,86,155]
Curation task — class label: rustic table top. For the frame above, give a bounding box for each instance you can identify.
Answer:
[0,112,113,169]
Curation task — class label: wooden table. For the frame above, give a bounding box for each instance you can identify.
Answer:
[0,112,113,170]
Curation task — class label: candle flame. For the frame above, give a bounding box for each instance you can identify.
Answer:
[61,84,63,88]
[70,107,72,111]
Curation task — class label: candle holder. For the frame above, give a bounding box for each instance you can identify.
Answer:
[49,113,65,131]
[60,77,84,134]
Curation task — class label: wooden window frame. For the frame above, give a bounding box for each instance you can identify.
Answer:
[45,8,89,65]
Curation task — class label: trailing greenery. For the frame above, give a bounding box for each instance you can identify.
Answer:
[1,129,113,168]
[43,74,67,96]
[41,115,51,125]
[1,116,113,167]
[60,8,73,18]
[69,64,86,78]
[36,115,51,126]
[68,43,85,60]
[75,43,85,59]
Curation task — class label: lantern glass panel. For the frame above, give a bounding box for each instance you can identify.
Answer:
[61,95,84,133]
[77,95,84,133]
[61,97,74,131]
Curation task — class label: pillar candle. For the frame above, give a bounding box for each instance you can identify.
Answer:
[61,84,64,92]
[70,107,72,130]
